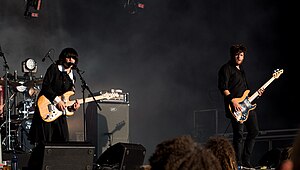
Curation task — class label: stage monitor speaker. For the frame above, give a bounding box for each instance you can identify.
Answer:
[96,142,146,170]
[86,103,130,158]
[28,142,95,170]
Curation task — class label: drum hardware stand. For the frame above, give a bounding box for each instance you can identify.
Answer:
[16,122,32,153]
[1,48,37,153]
[18,92,33,120]
[2,92,18,152]
[1,47,13,152]
[1,47,20,152]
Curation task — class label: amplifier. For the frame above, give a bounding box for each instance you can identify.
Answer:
[95,89,129,104]
[86,100,130,159]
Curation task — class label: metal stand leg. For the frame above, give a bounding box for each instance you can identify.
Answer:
[2,92,17,152]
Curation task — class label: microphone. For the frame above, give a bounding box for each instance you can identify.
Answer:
[71,64,83,74]
[42,48,53,62]
[65,62,75,68]
[65,62,80,72]
[71,63,77,68]
[71,64,79,71]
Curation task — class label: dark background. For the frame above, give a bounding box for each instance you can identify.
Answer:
[0,0,296,165]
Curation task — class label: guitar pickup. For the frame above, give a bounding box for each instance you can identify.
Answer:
[48,104,55,112]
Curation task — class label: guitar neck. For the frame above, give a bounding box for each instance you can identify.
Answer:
[77,96,104,105]
[248,76,276,102]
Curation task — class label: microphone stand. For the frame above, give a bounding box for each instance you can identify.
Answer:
[0,49,13,151]
[74,67,101,142]
[46,53,55,64]
[43,50,55,64]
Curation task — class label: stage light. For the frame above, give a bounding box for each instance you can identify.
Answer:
[24,0,42,18]
[22,58,37,73]
[124,0,144,14]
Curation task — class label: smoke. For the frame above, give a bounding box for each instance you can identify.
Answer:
[0,0,292,163]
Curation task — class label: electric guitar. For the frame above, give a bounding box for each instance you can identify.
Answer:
[38,91,119,122]
[229,69,283,123]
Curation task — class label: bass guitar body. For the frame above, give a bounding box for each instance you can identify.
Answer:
[228,90,257,124]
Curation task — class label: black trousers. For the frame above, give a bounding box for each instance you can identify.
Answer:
[231,111,259,165]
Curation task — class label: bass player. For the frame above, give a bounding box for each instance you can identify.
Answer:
[218,44,264,169]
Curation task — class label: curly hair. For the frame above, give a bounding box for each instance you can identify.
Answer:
[204,135,238,170]
[230,44,247,58]
[276,130,300,170]
[149,135,221,170]
[178,146,222,170]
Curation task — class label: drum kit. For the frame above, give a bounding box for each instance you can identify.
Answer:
[0,71,43,153]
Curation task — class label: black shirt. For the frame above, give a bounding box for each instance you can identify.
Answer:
[218,60,249,117]
[218,61,249,98]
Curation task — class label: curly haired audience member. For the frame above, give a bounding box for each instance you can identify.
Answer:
[276,129,300,170]
[290,129,300,170]
[204,135,238,170]
[148,135,221,170]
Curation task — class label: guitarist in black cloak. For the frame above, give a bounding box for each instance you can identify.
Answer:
[28,47,80,146]
[218,44,264,168]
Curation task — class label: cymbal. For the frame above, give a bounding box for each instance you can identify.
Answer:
[34,79,43,84]
[0,80,22,87]
[24,79,43,87]
[9,81,22,87]
[0,79,14,86]
[0,77,43,88]
[0,80,23,87]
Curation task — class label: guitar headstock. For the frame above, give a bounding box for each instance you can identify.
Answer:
[272,69,284,79]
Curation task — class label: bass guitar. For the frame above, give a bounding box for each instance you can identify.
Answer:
[38,90,119,122]
[229,69,283,123]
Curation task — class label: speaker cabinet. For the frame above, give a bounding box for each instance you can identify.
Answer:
[28,142,95,170]
[194,109,218,143]
[96,142,146,170]
[86,103,130,158]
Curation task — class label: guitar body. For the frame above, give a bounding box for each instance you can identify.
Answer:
[228,90,257,124]
[38,91,76,123]
[38,90,120,122]
[228,69,283,123]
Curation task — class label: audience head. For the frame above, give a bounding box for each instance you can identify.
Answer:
[204,135,238,170]
[276,129,300,170]
[148,135,221,170]
[291,129,300,170]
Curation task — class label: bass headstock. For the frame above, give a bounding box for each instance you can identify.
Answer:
[273,69,284,79]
